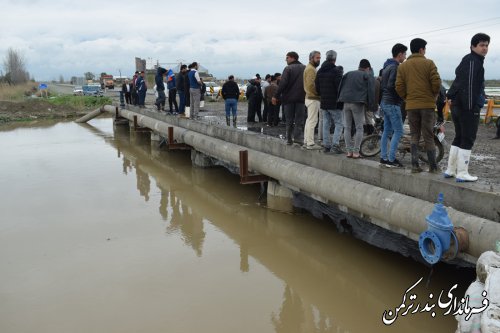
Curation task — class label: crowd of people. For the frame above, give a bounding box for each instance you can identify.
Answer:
[121,32,493,182]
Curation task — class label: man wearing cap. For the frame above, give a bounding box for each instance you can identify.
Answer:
[396,38,441,173]
[315,50,344,154]
[272,51,306,145]
[303,50,322,149]
[338,59,376,158]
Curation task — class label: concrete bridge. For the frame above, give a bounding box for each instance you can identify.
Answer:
[80,104,500,266]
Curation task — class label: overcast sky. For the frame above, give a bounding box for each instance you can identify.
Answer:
[2,0,500,81]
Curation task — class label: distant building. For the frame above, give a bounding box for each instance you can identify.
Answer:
[135,57,146,72]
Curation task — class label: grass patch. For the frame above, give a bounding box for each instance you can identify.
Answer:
[0,83,38,101]
[47,95,112,109]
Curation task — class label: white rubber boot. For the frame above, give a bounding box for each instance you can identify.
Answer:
[443,145,459,178]
[456,149,478,182]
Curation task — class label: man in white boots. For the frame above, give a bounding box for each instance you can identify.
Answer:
[444,33,490,182]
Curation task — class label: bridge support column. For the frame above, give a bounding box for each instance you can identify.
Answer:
[267,181,294,213]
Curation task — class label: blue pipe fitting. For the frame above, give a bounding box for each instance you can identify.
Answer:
[419,193,455,265]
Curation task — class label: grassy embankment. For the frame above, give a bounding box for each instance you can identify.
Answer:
[0,83,111,108]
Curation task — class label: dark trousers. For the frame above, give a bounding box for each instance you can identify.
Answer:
[131,91,138,105]
[124,92,131,104]
[178,90,185,114]
[451,105,480,150]
[263,100,269,122]
[168,88,179,112]
[407,108,435,150]
[247,99,262,122]
[138,91,146,106]
[284,103,306,143]
[155,90,166,109]
[267,104,280,126]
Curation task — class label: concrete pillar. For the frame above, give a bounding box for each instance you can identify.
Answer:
[191,150,215,168]
[267,181,294,213]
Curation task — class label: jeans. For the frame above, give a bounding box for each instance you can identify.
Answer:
[156,90,166,109]
[284,103,306,143]
[322,109,344,148]
[178,90,185,114]
[380,103,403,161]
[168,88,178,112]
[343,102,365,153]
[225,98,238,117]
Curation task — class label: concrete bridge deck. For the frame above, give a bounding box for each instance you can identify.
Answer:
[96,104,500,265]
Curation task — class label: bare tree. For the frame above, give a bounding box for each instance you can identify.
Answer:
[3,48,28,85]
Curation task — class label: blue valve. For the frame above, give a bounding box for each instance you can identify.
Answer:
[419,193,456,264]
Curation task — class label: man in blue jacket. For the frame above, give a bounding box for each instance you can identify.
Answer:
[136,71,147,108]
[445,33,490,182]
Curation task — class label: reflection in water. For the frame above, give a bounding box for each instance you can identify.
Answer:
[135,163,150,202]
[272,285,305,333]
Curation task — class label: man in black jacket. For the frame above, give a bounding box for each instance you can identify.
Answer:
[221,75,240,126]
[246,77,263,123]
[272,51,306,145]
[176,65,187,115]
[445,33,490,182]
[154,67,167,111]
[122,79,132,104]
[315,50,344,154]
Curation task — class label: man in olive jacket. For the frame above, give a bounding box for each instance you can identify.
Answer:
[396,38,441,173]
[303,50,322,149]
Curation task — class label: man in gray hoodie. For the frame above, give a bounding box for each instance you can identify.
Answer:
[338,59,375,158]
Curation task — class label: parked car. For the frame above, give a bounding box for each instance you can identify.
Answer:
[204,81,221,96]
[73,86,83,96]
[82,84,103,97]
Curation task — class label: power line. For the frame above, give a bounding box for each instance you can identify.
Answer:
[338,17,500,50]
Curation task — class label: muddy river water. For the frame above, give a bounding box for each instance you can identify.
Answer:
[0,118,475,333]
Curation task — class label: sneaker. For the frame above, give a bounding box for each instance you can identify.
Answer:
[286,140,293,145]
[306,144,323,150]
[331,145,343,154]
[379,158,389,166]
[323,147,331,153]
[386,159,404,168]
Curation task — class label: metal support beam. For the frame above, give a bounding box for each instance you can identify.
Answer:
[133,115,151,132]
[167,126,191,150]
[239,150,268,184]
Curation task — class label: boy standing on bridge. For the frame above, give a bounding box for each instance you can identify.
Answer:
[444,33,490,182]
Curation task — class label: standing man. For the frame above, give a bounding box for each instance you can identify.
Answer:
[131,71,139,105]
[265,75,280,127]
[444,33,490,182]
[272,51,306,145]
[136,71,147,108]
[379,43,408,168]
[221,75,240,127]
[122,79,131,104]
[396,38,441,173]
[176,65,187,115]
[246,76,263,123]
[315,50,344,154]
[188,62,202,119]
[303,50,322,149]
[338,59,375,158]
[154,67,167,111]
[167,69,179,114]
[261,74,271,122]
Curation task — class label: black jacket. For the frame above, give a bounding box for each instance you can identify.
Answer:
[274,60,306,105]
[176,72,185,92]
[121,83,131,93]
[315,61,343,110]
[246,80,263,103]
[380,58,403,106]
[222,80,240,100]
[446,51,485,111]
[155,67,167,91]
